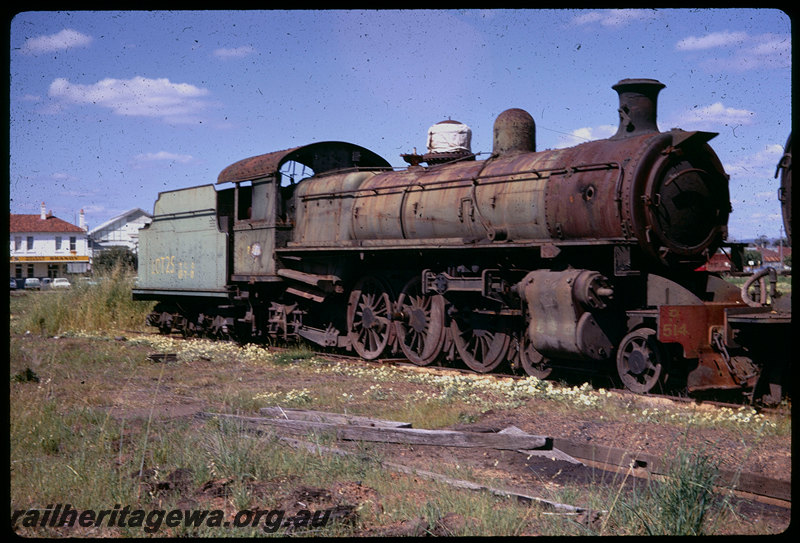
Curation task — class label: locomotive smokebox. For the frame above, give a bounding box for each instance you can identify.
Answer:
[493,108,536,155]
[611,78,665,139]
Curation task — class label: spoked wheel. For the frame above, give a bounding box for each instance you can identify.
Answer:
[450,312,510,373]
[616,327,669,393]
[394,276,446,366]
[519,330,552,379]
[347,276,394,360]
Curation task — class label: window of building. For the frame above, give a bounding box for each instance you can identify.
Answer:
[69,237,76,251]
[56,236,62,250]
[27,264,34,278]
[14,236,22,250]
[26,236,34,250]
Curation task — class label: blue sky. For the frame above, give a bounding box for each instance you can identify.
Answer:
[9,9,791,241]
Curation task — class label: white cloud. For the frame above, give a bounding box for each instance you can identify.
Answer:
[572,12,604,25]
[51,172,81,183]
[679,102,754,127]
[726,34,791,71]
[554,124,617,148]
[21,29,93,54]
[572,9,656,27]
[676,31,790,71]
[675,31,747,51]
[723,143,784,179]
[134,151,194,164]
[47,76,211,123]
[748,143,785,167]
[213,45,256,59]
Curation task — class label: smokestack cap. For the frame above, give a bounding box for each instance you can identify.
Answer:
[610,78,665,140]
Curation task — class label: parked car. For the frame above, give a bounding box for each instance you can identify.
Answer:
[40,278,53,290]
[75,277,99,287]
[24,278,41,290]
[52,278,71,289]
[10,277,18,289]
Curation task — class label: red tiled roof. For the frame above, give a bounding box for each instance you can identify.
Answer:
[759,247,791,262]
[9,214,86,233]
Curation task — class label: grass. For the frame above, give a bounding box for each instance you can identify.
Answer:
[8,273,791,536]
[537,445,727,536]
[10,266,155,336]
[725,273,792,299]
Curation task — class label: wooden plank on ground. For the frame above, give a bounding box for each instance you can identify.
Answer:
[499,426,584,465]
[199,412,551,451]
[553,438,791,502]
[258,407,412,428]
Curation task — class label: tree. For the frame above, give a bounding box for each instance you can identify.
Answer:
[92,247,138,273]
[743,249,762,267]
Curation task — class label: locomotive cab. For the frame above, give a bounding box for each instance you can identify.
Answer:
[215,141,392,282]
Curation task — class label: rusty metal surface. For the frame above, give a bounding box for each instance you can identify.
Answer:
[658,304,726,359]
[521,269,617,360]
[657,303,762,392]
[282,129,728,270]
[492,108,536,154]
[217,141,391,184]
[295,170,380,244]
[609,78,664,140]
[350,139,631,244]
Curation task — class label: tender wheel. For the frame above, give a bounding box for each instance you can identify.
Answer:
[210,315,233,340]
[181,315,199,338]
[157,311,173,335]
[519,331,552,379]
[450,313,510,373]
[347,276,393,360]
[394,276,446,366]
[616,328,668,393]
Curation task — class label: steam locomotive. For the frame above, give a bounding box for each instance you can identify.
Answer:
[133,78,790,404]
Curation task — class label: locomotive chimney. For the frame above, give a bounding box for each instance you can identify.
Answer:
[610,78,665,139]
[493,108,536,156]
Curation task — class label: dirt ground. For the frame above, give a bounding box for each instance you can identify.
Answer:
[105,350,792,535]
[127,401,792,536]
[11,333,791,535]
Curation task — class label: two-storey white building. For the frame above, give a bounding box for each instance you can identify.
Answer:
[88,208,152,253]
[9,203,90,280]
